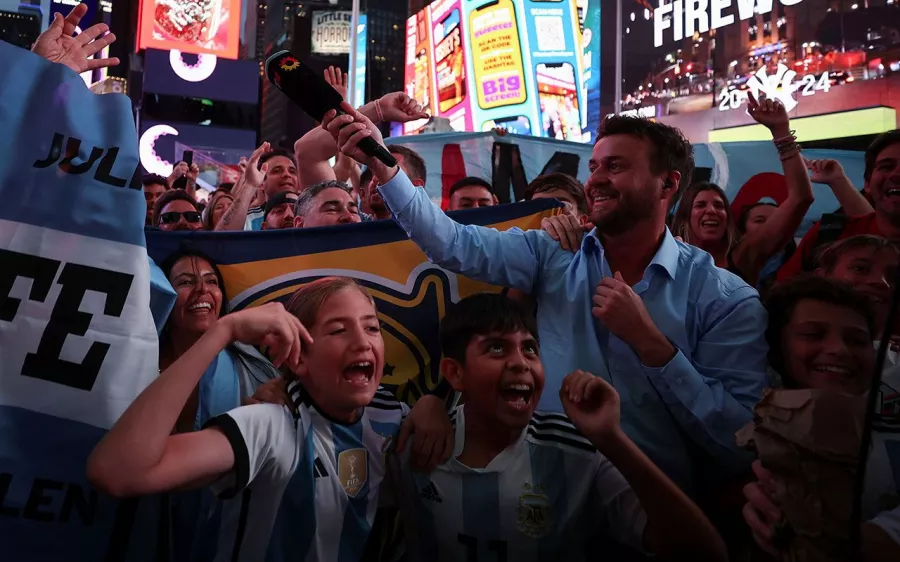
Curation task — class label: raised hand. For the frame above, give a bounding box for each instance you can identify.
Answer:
[560,370,621,446]
[747,93,790,136]
[32,4,119,74]
[805,157,847,185]
[324,66,348,101]
[243,142,271,187]
[377,92,429,123]
[221,302,313,369]
[168,161,189,188]
[188,163,200,181]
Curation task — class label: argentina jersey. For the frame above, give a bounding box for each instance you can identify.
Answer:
[398,407,648,562]
[203,381,408,562]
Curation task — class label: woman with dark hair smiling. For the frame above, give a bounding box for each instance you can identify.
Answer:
[157,249,283,561]
[670,95,814,286]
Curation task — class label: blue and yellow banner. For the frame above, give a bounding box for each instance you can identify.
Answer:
[146,200,558,404]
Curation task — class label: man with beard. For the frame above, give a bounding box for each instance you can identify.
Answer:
[777,130,900,279]
[261,191,299,230]
[323,105,768,495]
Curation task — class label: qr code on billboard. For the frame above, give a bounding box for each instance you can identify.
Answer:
[535,16,566,52]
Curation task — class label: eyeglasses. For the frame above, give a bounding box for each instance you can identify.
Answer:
[159,211,202,225]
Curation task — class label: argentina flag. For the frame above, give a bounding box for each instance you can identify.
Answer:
[0,42,174,560]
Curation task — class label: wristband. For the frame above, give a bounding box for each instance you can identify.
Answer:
[374,99,385,123]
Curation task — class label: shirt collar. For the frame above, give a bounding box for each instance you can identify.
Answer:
[581,227,680,281]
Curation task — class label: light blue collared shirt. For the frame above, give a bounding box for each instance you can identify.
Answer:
[379,170,768,492]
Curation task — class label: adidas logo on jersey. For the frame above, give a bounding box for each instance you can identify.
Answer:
[419,482,442,503]
[313,457,328,478]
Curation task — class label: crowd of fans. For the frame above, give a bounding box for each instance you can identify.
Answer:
[15,4,900,562]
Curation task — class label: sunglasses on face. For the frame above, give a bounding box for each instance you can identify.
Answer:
[159,211,202,225]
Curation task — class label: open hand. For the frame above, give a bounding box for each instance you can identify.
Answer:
[377,92,429,123]
[32,4,119,74]
[560,370,621,446]
[541,214,586,252]
[805,157,847,185]
[243,142,271,188]
[221,302,313,369]
[747,93,789,135]
[325,66,348,101]
[395,395,454,473]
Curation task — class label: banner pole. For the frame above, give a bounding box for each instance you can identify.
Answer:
[348,0,361,107]
[614,0,623,115]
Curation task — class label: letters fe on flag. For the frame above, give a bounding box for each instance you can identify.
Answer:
[0,43,168,561]
[146,200,559,404]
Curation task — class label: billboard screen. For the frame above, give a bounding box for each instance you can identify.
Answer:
[616,1,900,142]
[143,48,260,105]
[136,0,242,60]
[400,0,601,141]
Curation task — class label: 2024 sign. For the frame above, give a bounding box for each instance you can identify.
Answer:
[718,71,832,112]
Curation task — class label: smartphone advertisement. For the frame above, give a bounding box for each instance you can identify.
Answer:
[136,0,243,60]
[398,0,599,141]
[523,0,586,141]
[404,9,435,135]
[431,0,472,131]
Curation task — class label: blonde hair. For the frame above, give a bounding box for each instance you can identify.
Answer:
[284,277,375,329]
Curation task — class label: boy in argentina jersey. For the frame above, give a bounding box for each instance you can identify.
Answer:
[88,277,450,562]
[395,294,727,562]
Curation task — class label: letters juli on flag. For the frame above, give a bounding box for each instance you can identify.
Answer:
[0,42,173,561]
[146,200,559,405]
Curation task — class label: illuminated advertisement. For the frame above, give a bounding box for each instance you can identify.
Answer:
[618,0,900,143]
[139,120,256,177]
[432,0,471,130]
[311,11,353,55]
[403,8,436,134]
[136,0,242,60]
[399,0,600,141]
[352,15,368,109]
[143,48,260,105]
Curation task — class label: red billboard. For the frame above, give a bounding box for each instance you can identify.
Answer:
[136,0,242,60]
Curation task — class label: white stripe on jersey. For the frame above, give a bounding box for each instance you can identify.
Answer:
[205,383,408,562]
[399,406,648,562]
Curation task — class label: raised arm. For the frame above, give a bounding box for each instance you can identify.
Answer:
[732,96,814,280]
[294,92,429,187]
[215,142,268,231]
[808,157,873,216]
[562,372,727,562]
[321,101,546,293]
[87,303,309,497]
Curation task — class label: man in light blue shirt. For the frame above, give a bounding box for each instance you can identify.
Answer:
[321,104,768,493]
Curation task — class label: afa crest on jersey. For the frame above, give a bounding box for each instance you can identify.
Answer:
[517,483,552,538]
[146,201,559,407]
